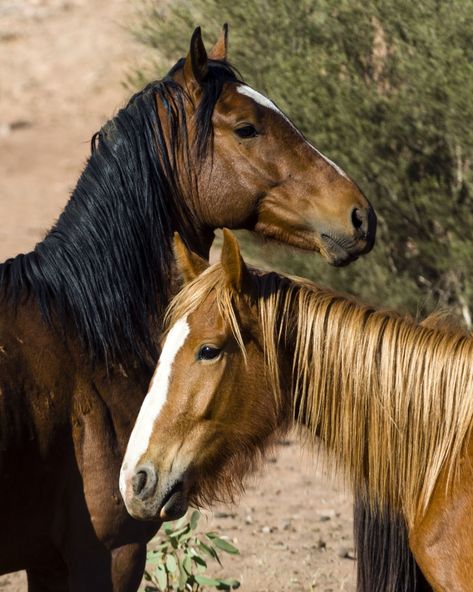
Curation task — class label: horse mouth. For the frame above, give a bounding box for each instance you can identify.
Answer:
[320,234,359,267]
[253,220,366,266]
[159,480,189,521]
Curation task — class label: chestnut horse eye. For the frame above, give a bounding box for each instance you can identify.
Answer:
[197,345,222,361]
[234,124,258,139]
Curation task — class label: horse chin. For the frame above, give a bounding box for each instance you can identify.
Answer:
[253,220,360,266]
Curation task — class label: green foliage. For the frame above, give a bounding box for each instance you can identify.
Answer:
[132,0,473,325]
[143,510,240,591]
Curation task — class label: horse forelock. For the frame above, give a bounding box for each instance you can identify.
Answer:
[167,263,473,526]
[0,66,239,367]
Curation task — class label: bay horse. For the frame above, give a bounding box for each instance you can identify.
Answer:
[121,230,473,592]
[0,25,375,592]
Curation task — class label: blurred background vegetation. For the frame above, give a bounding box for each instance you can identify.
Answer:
[131,0,473,325]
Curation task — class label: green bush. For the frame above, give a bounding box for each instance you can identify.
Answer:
[143,510,240,591]
[131,0,473,325]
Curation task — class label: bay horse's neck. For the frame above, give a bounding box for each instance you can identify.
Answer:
[0,80,212,368]
[279,283,473,526]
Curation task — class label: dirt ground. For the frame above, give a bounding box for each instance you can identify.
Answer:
[0,1,356,590]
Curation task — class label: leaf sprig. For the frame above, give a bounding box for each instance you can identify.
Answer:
[143,510,240,591]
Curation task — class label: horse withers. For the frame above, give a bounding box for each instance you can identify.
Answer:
[0,25,375,592]
[121,231,473,592]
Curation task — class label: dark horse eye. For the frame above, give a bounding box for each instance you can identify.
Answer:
[197,345,222,361]
[234,124,258,139]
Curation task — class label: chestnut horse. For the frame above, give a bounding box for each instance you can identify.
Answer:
[121,231,473,592]
[0,25,375,592]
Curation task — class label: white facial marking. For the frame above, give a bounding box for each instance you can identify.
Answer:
[237,84,290,123]
[309,144,349,180]
[237,84,349,180]
[119,316,190,497]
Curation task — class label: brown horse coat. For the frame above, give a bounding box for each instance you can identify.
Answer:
[0,27,375,592]
[122,232,473,592]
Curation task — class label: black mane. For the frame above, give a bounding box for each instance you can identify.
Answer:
[0,60,240,366]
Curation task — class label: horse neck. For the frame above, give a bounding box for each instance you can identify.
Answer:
[279,283,473,526]
[0,84,214,368]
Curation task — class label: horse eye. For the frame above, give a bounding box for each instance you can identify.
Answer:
[234,124,258,139]
[197,345,222,361]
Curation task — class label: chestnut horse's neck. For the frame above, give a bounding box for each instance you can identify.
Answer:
[267,278,473,526]
[0,75,231,368]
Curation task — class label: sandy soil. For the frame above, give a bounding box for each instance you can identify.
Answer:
[0,1,356,590]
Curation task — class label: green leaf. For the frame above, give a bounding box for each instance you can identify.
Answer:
[189,510,200,530]
[146,551,163,565]
[170,524,190,540]
[166,554,177,574]
[178,563,188,590]
[194,575,222,586]
[197,540,221,565]
[191,554,207,568]
[155,565,167,590]
[206,535,239,555]
[182,554,192,575]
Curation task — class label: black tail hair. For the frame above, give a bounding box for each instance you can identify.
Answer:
[354,495,432,592]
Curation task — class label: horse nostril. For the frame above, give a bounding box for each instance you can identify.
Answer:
[132,464,157,500]
[351,207,368,237]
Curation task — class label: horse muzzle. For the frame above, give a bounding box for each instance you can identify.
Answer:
[120,462,190,522]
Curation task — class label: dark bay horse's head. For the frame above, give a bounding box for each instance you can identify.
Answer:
[119,232,289,522]
[169,26,376,266]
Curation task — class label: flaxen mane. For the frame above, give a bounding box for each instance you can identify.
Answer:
[167,264,473,527]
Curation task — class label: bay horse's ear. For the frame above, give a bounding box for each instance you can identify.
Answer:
[183,27,209,87]
[173,233,209,284]
[221,229,251,293]
[208,23,228,61]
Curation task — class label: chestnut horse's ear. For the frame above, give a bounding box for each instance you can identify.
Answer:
[221,229,250,293]
[173,233,209,284]
[183,27,209,87]
[208,23,228,61]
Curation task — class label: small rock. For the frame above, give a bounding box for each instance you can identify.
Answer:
[261,526,273,534]
[316,508,336,521]
[338,546,356,560]
[245,514,253,525]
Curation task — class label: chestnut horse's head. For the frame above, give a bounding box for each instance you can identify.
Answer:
[170,26,376,265]
[120,232,283,521]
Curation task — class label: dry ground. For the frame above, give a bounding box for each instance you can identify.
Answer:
[0,1,356,590]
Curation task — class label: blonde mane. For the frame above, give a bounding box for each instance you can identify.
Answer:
[167,264,473,527]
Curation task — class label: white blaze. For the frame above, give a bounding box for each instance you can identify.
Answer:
[237,84,290,122]
[236,84,349,180]
[119,316,190,497]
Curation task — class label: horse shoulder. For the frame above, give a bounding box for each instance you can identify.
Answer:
[409,435,473,591]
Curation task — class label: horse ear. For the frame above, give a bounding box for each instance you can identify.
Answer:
[183,27,209,87]
[221,229,250,293]
[173,233,209,284]
[208,23,228,61]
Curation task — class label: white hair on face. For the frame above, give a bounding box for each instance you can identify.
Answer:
[236,84,349,180]
[119,316,190,497]
[237,84,290,122]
